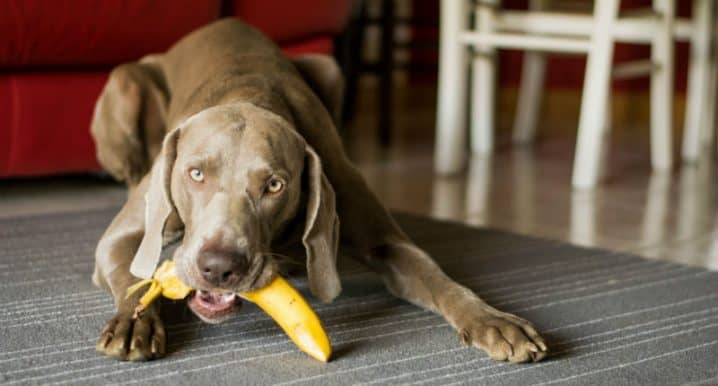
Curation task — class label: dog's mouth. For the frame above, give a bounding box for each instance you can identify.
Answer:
[187,290,242,323]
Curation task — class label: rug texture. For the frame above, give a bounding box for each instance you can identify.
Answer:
[1,208,717,386]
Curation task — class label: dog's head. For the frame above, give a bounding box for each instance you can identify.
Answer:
[131,102,340,323]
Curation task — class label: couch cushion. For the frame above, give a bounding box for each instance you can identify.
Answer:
[232,0,351,44]
[0,0,220,69]
[282,36,334,56]
[0,72,105,176]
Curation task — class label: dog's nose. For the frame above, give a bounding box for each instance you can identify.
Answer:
[197,249,247,287]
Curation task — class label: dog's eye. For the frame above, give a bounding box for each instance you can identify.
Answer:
[189,168,204,182]
[266,178,284,194]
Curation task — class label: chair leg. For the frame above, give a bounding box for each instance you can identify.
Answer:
[465,156,492,226]
[570,191,597,247]
[470,0,499,156]
[710,47,718,158]
[682,0,712,163]
[513,52,546,144]
[705,4,718,154]
[335,0,367,125]
[470,54,496,155]
[598,87,613,180]
[378,0,395,146]
[705,54,717,149]
[512,0,549,145]
[650,0,675,171]
[435,0,470,174]
[572,0,619,190]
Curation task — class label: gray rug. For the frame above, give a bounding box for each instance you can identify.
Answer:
[1,208,717,386]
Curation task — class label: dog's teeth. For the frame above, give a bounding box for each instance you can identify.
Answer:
[197,290,206,296]
[222,293,236,301]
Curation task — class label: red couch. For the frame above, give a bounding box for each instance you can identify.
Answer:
[0,0,350,178]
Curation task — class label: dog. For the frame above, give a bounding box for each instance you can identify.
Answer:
[91,19,547,363]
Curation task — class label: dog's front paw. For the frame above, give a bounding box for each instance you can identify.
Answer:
[96,307,166,361]
[457,308,548,363]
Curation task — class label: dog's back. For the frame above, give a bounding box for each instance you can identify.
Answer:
[158,19,299,129]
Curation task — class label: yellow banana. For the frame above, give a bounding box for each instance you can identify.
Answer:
[126,260,332,362]
[239,275,332,362]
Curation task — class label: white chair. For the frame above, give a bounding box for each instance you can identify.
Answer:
[682,0,717,163]
[435,0,716,189]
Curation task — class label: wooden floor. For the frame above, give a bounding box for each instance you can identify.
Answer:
[1,77,716,271]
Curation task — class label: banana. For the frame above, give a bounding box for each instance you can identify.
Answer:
[126,260,332,362]
[239,275,332,362]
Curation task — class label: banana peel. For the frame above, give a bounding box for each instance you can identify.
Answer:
[126,260,332,362]
[126,260,193,316]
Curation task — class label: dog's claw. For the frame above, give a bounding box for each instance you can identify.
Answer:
[130,337,141,351]
[96,334,112,350]
[151,339,159,355]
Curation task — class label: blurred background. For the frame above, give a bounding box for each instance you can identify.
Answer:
[0,0,716,269]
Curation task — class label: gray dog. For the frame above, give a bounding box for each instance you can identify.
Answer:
[91,19,547,363]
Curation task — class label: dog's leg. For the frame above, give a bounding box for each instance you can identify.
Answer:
[91,56,168,186]
[93,179,167,361]
[91,56,171,361]
[290,55,344,125]
[336,170,548,363]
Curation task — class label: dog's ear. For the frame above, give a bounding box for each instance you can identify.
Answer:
[290,54,344,124]
[302,146,342,303]
[129,127,181,279]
